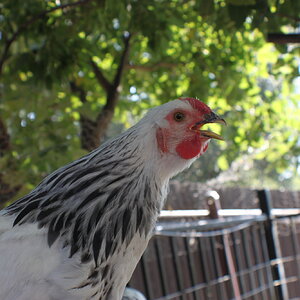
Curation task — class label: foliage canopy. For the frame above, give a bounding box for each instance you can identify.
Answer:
[0,0,300,203]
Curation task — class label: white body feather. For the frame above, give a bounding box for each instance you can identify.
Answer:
[0,214,150,300]
[0,100,201,299]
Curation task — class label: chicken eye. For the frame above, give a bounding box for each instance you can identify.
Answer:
[174,112,185,122]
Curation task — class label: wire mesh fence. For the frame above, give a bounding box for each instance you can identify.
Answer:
[129,191,300,300]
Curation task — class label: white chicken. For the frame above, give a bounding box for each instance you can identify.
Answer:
[0,97,225,300]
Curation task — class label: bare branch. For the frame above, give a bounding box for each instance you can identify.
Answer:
[90,60,112,93]
[0,0,94,76]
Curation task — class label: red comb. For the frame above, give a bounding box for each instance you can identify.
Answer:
[179,97,211,114]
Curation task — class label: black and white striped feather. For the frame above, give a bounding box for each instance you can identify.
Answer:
[0,100,198,300]
[5,127,162,266]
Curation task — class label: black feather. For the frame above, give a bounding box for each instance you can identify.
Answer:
[47,217,60,247]
[69,243,79,258]
[70,214,83,256]
[105,238,113,259]
[136,206,143,232]
[104,187,121,206]
[88,269,99,279]
[53,212,65,232]
[50,170,74,187]
[36,206,59,221]
[40,193,61,208]
[7,191,47,215]
[77,189,104,211]
[46,158,86,183]
[63,171,109,199]
[68,166,100,185]
[144,183,150,199]
[13,200,40,226]
[102,265,109,279]
[81,252,92,263]
[113,217,122,238]
[103,174,127,189]
[64,211,75,227]
[91,188,121,230]
[93,228,104,264]
[122,208,131,243]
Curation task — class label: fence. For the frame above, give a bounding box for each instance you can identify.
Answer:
[129,190,300,300]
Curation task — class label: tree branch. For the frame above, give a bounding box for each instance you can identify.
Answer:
[111,33,132,91]
[91,34,131,148]
[0,117,10,157]
[69,81,87,103]
[267,33,300,44]
[102,33,132,113]
[90,60,112,93]
[0,0,94,76]
[77,33,132,151]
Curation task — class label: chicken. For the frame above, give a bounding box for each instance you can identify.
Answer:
[0,97,225,300]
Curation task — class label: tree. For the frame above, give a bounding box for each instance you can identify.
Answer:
[1,0,299,205]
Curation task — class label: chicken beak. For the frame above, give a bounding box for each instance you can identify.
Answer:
[200,130,224,141]
[191,112,226,141]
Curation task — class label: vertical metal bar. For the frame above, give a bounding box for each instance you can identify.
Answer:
[289,217,300,288]
[240,227,259,300]
[248,225,268,300]
[206,191,241,300]
[154,237,168,297]
[258,189,289,300]
[169,236,184,300]
[231,231,247,296]
[209,236,227,300]
[222,233,242,300]
[183,237,200,300]
[197,237,213,299]
[140,254,154,299]
[256,222,277,299]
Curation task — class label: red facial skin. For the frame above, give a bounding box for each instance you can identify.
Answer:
[157,98,212,160]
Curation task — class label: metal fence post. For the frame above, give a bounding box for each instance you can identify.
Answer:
[257,189,289,300]
[206,191,241,300]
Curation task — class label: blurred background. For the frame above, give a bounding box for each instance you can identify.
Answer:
[0,0,299,205]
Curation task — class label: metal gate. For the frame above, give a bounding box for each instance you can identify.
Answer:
[129,191,300,300]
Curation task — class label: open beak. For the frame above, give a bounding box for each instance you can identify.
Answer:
[191,112,226,141]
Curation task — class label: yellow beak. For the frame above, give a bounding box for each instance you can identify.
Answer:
[192,112,226,141]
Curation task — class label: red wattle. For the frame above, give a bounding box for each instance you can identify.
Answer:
[176,136,207,159]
